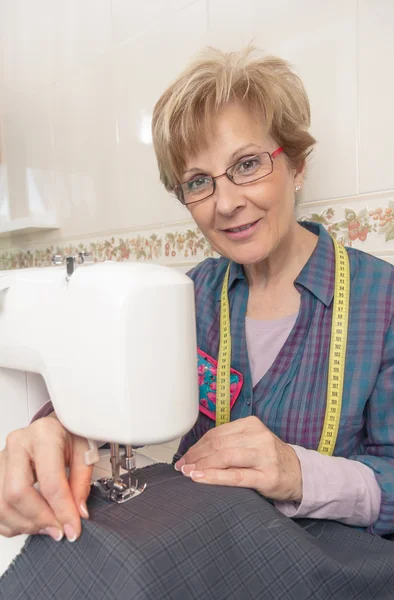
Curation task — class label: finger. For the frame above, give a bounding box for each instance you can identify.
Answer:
[189,467,259,489]
[175,418,266,471]
[33,429,82,542]
[183,447,260,475]
[0,499,47,537]
[176,427,243,469]
[0,452,16,538]
[3,438,64,540]
[203,416,265,440]
[0,494,31,537]
[187,417,264,457]
[183,432,263,467]
[68,436,93,520]
[0,523,16,538]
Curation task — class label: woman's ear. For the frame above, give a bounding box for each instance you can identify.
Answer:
[294,159,306,191]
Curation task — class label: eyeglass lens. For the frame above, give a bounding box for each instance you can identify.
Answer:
[180,152,273,205]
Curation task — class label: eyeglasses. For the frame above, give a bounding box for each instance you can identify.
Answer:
[175,147,283,206]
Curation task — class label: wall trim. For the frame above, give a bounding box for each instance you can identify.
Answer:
[2,190,394,270]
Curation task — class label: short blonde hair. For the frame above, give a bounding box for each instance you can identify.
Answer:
[152,46,316,192]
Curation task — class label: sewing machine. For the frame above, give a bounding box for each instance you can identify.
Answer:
[0,257,199,574]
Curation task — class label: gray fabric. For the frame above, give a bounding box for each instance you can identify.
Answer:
[1,463,394,600]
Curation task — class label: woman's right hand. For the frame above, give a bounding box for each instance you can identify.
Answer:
[0,413,93,542]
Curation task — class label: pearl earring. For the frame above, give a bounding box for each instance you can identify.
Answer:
[295,185,301,192]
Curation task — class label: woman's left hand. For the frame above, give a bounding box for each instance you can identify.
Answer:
[175,416,303,503]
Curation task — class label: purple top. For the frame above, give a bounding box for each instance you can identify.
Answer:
[245,313,298,387]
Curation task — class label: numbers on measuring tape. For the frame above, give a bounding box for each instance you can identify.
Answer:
[216,264,232,426]
[317,240,350,455]
[216,238,350,457]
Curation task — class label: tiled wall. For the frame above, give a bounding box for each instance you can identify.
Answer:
[0,0,393,269]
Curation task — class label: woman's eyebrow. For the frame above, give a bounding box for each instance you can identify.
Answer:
[229,144,262,161]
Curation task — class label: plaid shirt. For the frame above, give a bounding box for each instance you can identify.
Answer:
[177,221,394,537]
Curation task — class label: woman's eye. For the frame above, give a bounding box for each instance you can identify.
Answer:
[237,158,260,172]
[187,177,211,192]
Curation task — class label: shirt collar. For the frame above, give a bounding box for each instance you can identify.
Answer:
[216,221,336,307]
[294,221,335,307]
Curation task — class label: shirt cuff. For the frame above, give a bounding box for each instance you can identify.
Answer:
[274,445,381,527]
[30,400,54,423]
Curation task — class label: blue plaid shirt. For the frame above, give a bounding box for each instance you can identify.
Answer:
[178,221,394,537]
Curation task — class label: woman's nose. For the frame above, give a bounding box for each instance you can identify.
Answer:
[213,176,247,216]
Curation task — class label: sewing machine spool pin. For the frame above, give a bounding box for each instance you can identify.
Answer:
[94,443,146,504]
[52,253,94,282]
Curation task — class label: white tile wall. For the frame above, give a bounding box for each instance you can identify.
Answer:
[1,0,112,107]
[208,0,359,203]
[0,163,10,233]
[0,0,393,245]
[112,0,207,231]
[2,94,55,221]
[358,0,394,193]
[50,53,117,235]
[111,0,199,44]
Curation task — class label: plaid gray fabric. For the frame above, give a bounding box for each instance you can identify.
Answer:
[1,464,394,600]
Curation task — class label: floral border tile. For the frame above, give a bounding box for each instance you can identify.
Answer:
[297,195,394,251]
[2,194,394,271]
[0,226,215,271]
[298,203,394,247]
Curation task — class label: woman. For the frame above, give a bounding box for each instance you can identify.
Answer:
[0,47,393,545]
[151,46,394,537]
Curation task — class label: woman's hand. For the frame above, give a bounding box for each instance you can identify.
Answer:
[175,416,302,503]
[0,413,93,542]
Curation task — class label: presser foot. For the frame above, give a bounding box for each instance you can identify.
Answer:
[93,443,146,504]
[94,475,146,504]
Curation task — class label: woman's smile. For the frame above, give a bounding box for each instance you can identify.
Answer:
[219,218,262,240]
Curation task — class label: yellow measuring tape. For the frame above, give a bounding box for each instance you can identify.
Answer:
[216,237,350,457]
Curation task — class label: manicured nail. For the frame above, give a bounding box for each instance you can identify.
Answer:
[40,527,63,541]
[80,502,89,519]
[64,524,77,543]
[190,471,205,480]
[174,458,185,471]
[181,464,196,476]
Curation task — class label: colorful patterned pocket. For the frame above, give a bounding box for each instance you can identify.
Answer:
[197,348,243,421]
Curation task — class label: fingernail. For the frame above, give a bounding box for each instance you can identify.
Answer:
[40,527,63,542]
[80,502,89,519]
[190,470,205,479]
[181,464,196,476]
[174,458,185,471]
[64,524,77,543]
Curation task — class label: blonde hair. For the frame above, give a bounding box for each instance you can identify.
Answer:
[152,46,316,192]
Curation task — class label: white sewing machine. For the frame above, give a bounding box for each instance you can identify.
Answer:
[0,256,199,574]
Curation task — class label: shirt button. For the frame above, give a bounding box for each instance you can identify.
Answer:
[246,400,251,406]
